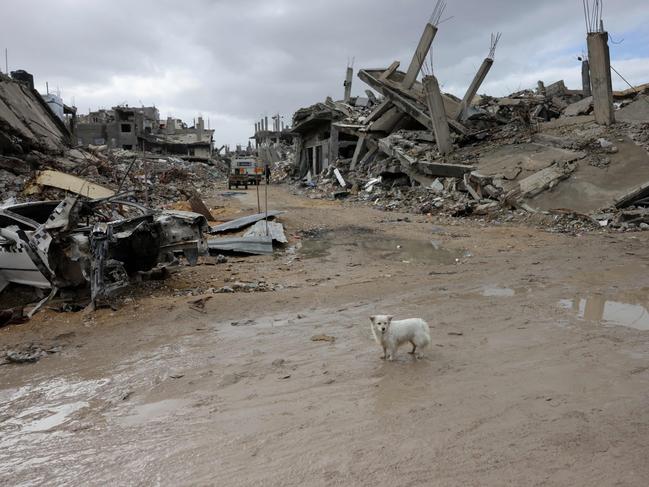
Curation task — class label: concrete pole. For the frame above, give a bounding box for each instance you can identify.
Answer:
[423,75,452,156]
[403,23,438,90]
[456,58,494,121]
[582,60,592,97]
[587,32,615,125]
[344,67,353,102]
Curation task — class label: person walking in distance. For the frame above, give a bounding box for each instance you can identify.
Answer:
[265,164,271,184]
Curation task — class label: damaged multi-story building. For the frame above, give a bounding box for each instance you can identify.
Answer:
[77,108,215,160]
[252,114,295,165]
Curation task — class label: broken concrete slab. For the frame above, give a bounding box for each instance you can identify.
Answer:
[530,137,649,213]
[27,170,115,199]
[210,211,285,234]
[378,138,474,180]
[0,73,70,155]
[515,162,576,199]
[614,181,649,209]
[477,143,586,190]
[616,95,649,122]
[564,96,593,117]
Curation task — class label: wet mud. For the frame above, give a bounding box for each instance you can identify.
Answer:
[2,184,649,486]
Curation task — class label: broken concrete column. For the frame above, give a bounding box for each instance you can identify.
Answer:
[423,75,452,155]
[456,58,493,121]
[587,32,615,125]
[350,135,367,170]
[582,59,592,97]
[403,23,438,90]
[344,67,353,102]
[329,125,339,166]
[197,117,204,142]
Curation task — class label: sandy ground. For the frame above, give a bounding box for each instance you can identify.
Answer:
[2,183,649,486]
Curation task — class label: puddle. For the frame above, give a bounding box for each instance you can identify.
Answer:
[20,402,88,433]
[219,191,247,198]
[559,293,649,330]
[300,233,461,264]
[119,398,192,426]
[482,286,516,298]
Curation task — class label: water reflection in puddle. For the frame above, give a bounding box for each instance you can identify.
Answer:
[300,235,462,264]
[20,402,88,433]
[559,294,649,330]
[119,399,192,427]
[482,286,516,297]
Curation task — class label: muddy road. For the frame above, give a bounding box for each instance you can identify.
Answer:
[2,183,649,486]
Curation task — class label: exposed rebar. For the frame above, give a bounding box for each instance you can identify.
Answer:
[429,0,447,27]
[488,32,502,60]
[583,0,604,33]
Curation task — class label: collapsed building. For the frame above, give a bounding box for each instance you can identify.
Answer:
[77,107,215,160]
[0,72,228,321]
[253,114,295,165]
[283,1,649,230]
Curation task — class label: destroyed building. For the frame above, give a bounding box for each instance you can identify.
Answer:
[142,116,214,160]
[76,108,215,159]
[281,3,649,229]
[290,100,365,177]
[253,114,295,165]
[0,72,71,157]
[76,105,160,149]
[0,68,229,321]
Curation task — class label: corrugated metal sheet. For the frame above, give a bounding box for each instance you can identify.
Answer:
[210,211,285,234]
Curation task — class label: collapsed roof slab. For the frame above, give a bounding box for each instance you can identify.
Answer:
[358,69,467,135]
[529,137,649,213]
[0,74,70,154]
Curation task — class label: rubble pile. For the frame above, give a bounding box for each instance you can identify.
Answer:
[283,22,649,232]
[0,73,242,321]
[1,145,227,206]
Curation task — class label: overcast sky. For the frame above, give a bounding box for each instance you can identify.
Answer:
[3,0,649,147]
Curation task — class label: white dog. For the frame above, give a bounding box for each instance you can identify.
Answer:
[370,315,431,361]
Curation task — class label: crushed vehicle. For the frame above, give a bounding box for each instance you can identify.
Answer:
[0,195,208,308]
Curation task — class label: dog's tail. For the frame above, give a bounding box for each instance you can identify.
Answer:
[422,319,432,349]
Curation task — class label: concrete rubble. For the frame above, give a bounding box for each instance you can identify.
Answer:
[0,71,289,322]
[273,15,649,235]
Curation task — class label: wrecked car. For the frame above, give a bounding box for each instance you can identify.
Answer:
[0,195,208,306]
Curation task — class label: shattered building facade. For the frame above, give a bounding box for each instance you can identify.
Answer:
[77,107,214,159]
[252,115,295,165]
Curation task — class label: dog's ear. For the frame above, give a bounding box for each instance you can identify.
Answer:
[370,315,376,324]
[387,315,394,323]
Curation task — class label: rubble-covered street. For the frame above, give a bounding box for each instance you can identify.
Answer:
[3,184,649,485]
